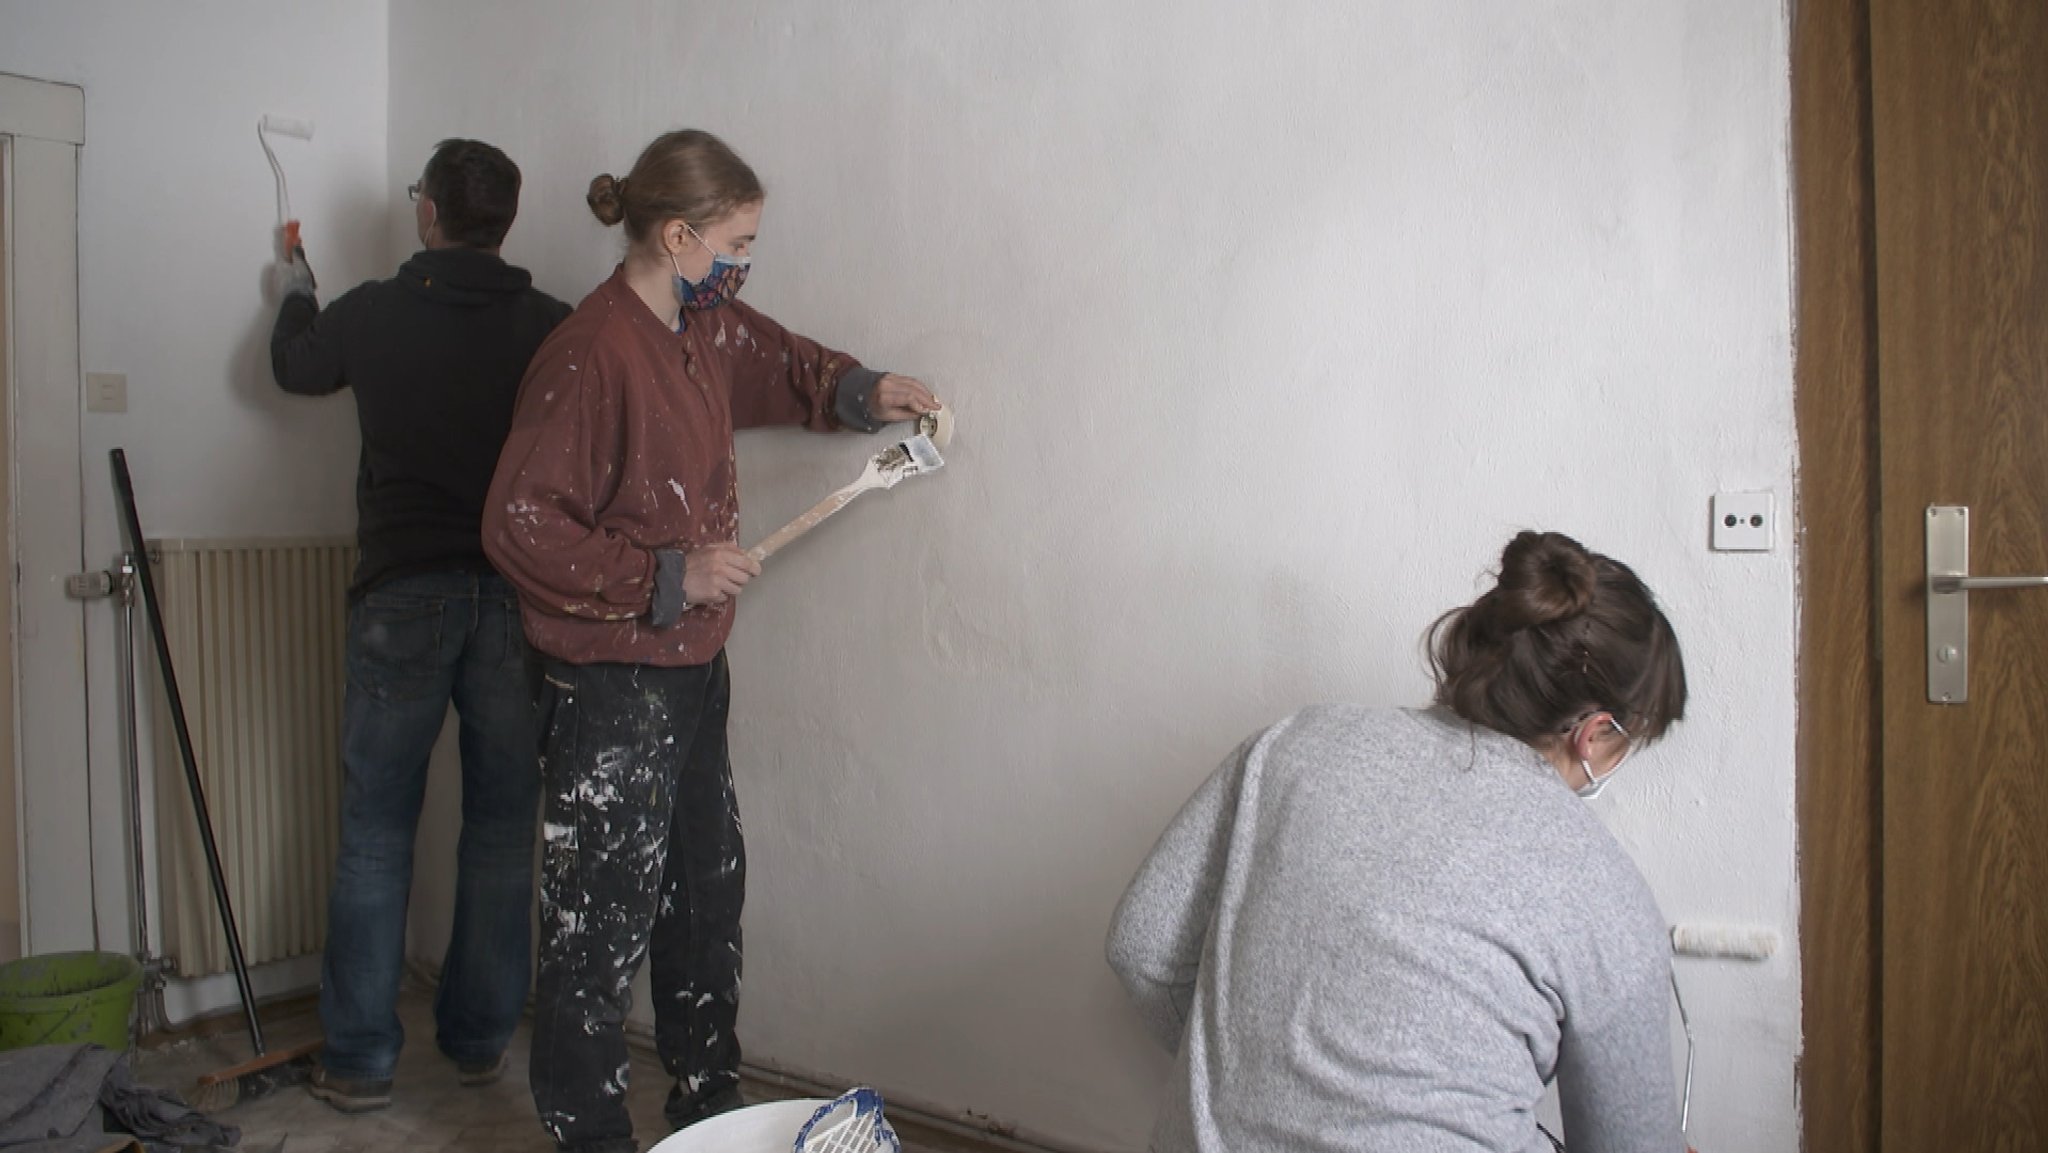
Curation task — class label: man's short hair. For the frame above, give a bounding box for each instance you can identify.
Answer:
[421,139,521,249]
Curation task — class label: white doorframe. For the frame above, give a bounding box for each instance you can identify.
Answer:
[0,71,96,956]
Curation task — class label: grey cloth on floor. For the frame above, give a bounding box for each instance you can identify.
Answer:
[1108,706,1684,1153]
[0,1044,131,1153]
[97,1060,236,1151]
[0,1045,237,1153]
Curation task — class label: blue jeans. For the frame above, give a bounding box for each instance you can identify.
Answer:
[320,570,540,1082]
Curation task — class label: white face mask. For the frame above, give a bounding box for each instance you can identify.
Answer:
[1576,765,1614,800]
[1571,714,1633,800]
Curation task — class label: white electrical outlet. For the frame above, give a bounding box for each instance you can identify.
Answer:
[85,372,128,414]
[1711,491,1774,552]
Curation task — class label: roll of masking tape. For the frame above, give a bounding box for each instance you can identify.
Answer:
[919,405,955,450]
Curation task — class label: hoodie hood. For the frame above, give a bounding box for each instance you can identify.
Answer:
[398,247,534,306]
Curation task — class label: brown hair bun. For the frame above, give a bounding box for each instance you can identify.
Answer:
[1426,530,1688,745]
[587,173,626,226]
[1491,531,1598,633]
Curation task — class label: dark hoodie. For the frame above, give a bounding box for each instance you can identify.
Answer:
[272,247,572,594]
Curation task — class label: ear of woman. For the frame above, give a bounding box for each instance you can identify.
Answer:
[1569,712,1635,798]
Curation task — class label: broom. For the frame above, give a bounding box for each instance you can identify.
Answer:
[111,450,321,1110]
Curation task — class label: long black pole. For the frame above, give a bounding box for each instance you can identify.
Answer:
[110,449,265,1054]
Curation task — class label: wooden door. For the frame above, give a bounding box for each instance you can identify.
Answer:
[1870,0,2048,1148]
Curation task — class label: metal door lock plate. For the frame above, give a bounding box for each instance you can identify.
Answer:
[1927,506,1969,703]
[1925,504,2048,703]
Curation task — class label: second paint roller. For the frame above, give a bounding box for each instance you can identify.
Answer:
[259,113,316,289]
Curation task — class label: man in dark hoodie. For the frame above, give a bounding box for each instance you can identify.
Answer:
[271,138,571,1113]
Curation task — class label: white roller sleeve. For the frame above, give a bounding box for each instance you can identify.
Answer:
[1670,923,1779,961]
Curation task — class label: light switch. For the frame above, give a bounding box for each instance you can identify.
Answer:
[1711,491,1775,552]
[86,372,128,414]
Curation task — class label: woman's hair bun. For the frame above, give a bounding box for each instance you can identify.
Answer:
[1428,529,1688,745]
[586,173,626,226]
[1490,530,1598,632]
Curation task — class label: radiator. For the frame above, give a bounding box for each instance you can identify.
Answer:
[148,537,354,978]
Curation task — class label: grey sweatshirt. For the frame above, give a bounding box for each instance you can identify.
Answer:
[1107,706,1682,1153]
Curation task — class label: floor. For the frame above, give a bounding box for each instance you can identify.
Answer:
[134,983,977,1153]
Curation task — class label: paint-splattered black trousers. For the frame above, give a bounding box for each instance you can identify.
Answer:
[528,653,745,1153]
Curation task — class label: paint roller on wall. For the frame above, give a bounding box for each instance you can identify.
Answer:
[1669,923,1779,962]
[1636,924,1774,1145]
[258,114,316,289]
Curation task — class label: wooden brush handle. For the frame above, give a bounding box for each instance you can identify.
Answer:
[748,480,872,564]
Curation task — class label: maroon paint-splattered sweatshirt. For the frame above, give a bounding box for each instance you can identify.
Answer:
[483,266,883,666]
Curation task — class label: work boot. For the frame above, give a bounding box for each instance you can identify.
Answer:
[456,1051,508,1087]
[668,1084,745,1130]
[306,1064,393,1113]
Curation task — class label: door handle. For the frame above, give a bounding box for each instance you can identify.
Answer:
[1930,574,2048,593]
[1924,505,2048,703]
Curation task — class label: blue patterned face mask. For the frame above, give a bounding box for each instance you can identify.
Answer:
[671,222,750,311]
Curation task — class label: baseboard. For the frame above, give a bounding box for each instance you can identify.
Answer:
[138,985,318,1049]
[406,957,1107,1153]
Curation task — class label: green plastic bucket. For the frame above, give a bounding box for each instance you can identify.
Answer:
[0,951,142,1051]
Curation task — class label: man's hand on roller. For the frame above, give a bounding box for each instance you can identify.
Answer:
[871,374,941,423]
[683,542,761,606]
[275,251,317,301]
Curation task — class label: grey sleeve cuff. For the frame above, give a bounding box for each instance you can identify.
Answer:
[649,549,687,628]
[833,366,888,433]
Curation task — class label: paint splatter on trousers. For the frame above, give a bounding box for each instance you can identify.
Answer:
[528,653,745,1152]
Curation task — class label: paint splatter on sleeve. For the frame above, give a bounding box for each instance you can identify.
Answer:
[485,341,658,622]
[718,299,861,433]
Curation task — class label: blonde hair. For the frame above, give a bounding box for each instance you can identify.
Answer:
[587,129,763,242]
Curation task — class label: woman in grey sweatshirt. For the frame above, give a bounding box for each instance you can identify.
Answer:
[1109,531,1690,1153]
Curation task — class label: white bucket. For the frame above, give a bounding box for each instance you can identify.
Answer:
[647,1098,834,1153]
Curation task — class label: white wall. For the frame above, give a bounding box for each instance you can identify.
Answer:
[395,3,1803,1150]
[0,0,388,1018]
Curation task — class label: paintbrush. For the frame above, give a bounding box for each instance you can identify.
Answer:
[748,430,946,564]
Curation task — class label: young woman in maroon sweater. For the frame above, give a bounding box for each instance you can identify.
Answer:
[482,129,939,1153]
